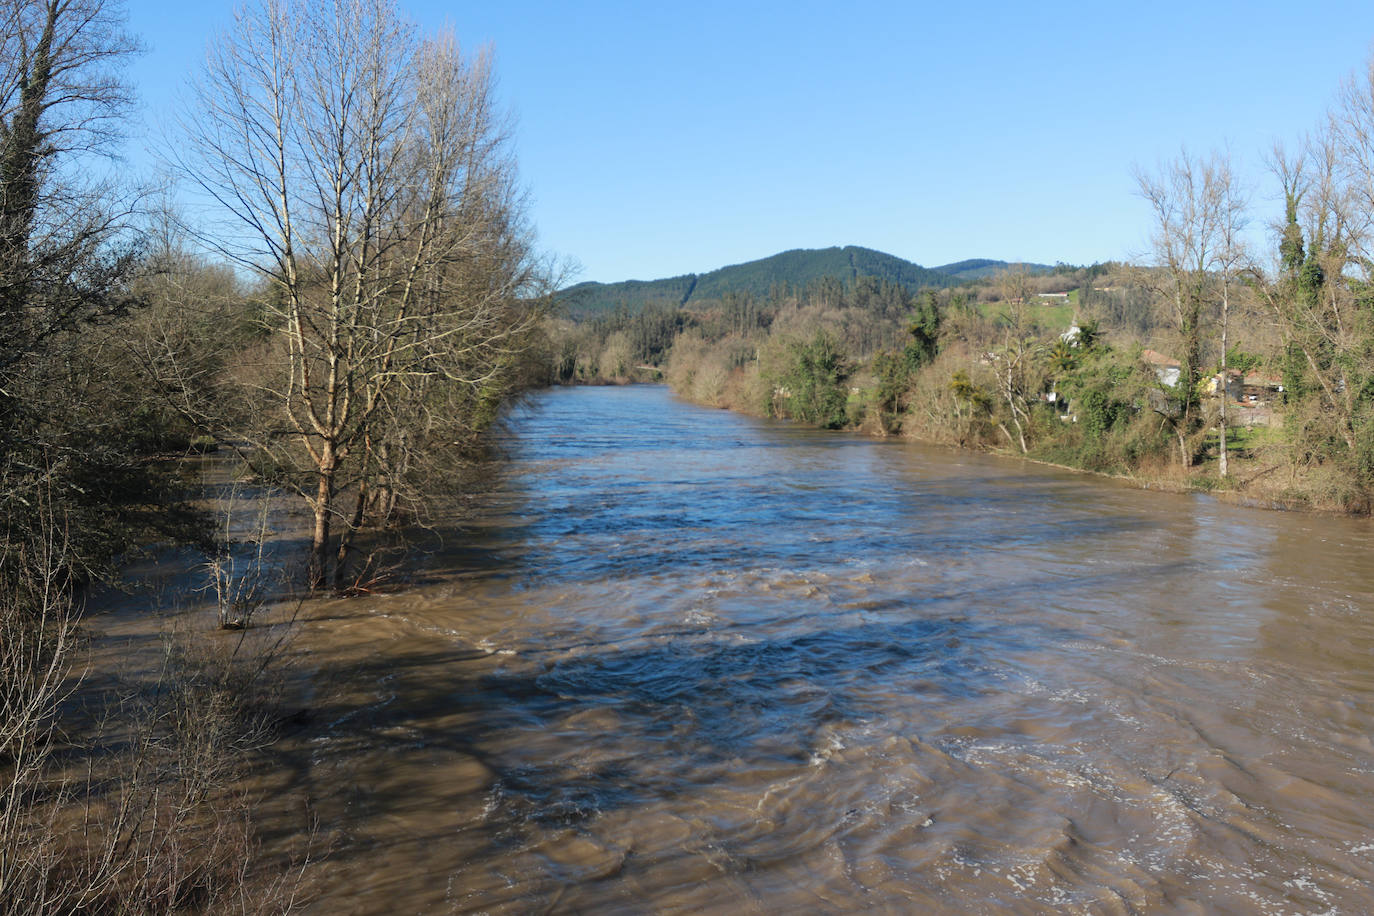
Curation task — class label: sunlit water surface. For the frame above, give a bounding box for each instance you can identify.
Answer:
[280,385,1374,914]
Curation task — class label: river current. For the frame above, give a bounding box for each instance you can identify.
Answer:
[282,385,1374,914]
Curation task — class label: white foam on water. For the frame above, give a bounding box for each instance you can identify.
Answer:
[809,731,847,766]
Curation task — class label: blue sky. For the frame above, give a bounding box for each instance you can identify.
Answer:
[124,0,1374,284]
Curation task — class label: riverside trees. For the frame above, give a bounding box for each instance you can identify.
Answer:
[1256,74,1374,507]
[0,0,146,579]
[0,1,222,908]
[179,0,547,589]
[1134,151,1247,469]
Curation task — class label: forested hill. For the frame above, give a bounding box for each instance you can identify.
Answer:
[557,246,1048,316]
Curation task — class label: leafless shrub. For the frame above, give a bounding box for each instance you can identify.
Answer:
[202,484,279,630]
[0,513,84,914]
[1,505,313,915]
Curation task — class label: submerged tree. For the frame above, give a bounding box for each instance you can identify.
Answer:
[0,0,173,907]
[178,0,548,589]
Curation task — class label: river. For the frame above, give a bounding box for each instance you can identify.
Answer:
[279,384,1374,914]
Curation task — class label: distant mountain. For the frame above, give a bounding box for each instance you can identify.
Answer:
[931,258,1034,282]
[558,246,1051,317]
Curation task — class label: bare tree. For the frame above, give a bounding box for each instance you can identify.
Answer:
[988,335,1038,454]
[0,506,80,913]
[1258,131,1362,450]
[995,262,1037,307]
[177,0,546,589]
[1134,150,1233,467]
[986,265,1045,455]
[0,0,139,325]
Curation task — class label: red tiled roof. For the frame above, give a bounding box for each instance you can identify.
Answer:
[1141,349,1180,367]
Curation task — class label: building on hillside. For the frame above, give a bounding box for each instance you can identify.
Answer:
[1141,349,1181,387]
[1206,369,1244,400]
[1241,372,1284,403]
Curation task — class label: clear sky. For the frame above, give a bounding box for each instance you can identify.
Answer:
[124,0,1374,284]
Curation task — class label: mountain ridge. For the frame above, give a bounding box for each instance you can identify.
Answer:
[558,246,1050,316]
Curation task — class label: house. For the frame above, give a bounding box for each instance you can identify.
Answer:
[1141,349,1181,387]
[1206,368,1244,400]
[1242,372,1284,403]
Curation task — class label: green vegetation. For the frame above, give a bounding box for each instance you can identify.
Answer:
[770,332,852,429]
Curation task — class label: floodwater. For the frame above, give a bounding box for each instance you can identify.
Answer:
[278,385,1374,914]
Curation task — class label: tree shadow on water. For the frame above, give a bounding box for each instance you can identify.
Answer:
[282,605,1082,868]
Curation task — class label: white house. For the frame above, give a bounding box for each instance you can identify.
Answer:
[1142,349,1181,387]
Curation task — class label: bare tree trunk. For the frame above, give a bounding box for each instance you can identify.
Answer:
[334,479,368,591]
[1136,151,1228,472]
[1009,404,1029,454]
[308,449,335,591]
[992,340,1033,455]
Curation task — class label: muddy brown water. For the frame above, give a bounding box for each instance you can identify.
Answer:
[259,385,1374,913]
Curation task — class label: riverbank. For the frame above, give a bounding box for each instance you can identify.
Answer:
[648,375,1371,517]
[925,428,1370,516]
